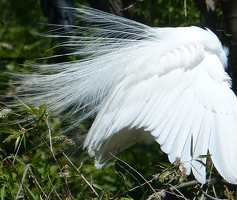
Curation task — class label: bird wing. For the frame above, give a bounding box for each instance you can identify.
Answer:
[84,41,237,184]
[12,5,237,184]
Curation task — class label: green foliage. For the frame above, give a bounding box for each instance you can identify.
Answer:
[1,105,236,199]
[0,0,51,59]
[125,0,200,27]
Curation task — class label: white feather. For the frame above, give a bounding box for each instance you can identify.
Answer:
[15,5,237,184]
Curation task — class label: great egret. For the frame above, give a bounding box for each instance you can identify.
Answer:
[16,5,237,184]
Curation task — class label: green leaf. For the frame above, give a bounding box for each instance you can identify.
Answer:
[93,183,103,191]
[195,160,207,167]
[24,185,38,200]
[16,97,32,112]
[23,135,26,149]
[1,185,6,200]
[157,161,172,168]
[38,104,47,122]
[14,135,21,151]
[98,190,105,200]
[198,154,211,159]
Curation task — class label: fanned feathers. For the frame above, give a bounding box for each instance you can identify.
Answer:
[15,6,237,184]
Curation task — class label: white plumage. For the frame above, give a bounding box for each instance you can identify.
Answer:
[17,6,237,184]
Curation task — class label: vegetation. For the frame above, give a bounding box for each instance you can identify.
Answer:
[1,0,237,199]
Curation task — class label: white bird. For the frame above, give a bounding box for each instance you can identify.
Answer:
[16,5,237,184]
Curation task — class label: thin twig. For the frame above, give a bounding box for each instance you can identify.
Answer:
[45,115,53,152]
[110,153,156,193]
[123,0,144,11]
[27,165,48,199]
[168,184,189,200]
[47,174,62,200]
[13,130,24,164]
[184,0,188,25]
[0,149,27,199]
[115,160,147,195]
[200,188,229,200]
[23,114,73,198]
[62,152,99,197]
[16,164,32,199]
[24,115,61,170]
[170,180,199,190]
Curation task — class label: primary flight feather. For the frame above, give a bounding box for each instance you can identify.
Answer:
[16,5,237,184]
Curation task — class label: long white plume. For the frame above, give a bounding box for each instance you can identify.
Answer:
[14,5,161,123]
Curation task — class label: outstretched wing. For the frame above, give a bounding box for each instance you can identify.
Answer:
[84,40,237,184]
